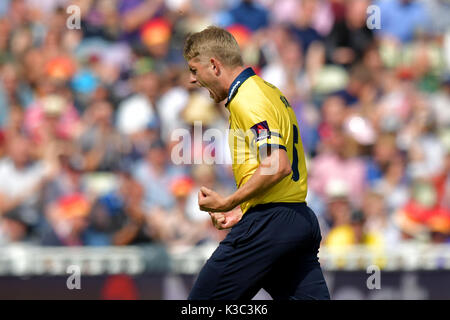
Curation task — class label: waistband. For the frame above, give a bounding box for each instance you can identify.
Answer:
[244,202,307,216]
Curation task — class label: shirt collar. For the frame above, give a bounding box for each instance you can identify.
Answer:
[225,67,256,108]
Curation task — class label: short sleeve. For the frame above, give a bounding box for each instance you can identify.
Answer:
[231,99,286,153]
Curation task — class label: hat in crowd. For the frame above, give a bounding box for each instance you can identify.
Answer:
[226,24,252,48]
[132,57,154,77]
[140,17,171,48]
[312,65,349,94]
[343,115,376,146]
[182,91,220,126]
[71,69,99,94]
[395,65,415,81]
[41,94,68,116]
[192,164,215,181]
[116,94,156,135]
[55,193,91,220]
[394,180,450,236]
[395,201,450,236]
[45,56,76,80]
[325,179,350,200]
[427,209,450,234]
[170,176,194,198]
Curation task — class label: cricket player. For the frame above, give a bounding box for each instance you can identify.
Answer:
[184,26,330,300]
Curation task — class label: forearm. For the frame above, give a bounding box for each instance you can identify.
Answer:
[227,154,291,209]
[198,150,292,213]
[112,222,140,245]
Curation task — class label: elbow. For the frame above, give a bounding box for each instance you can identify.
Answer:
[275,164,291,183]
[281,165,292,179]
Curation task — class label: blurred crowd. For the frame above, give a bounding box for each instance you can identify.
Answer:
[0,0,449,252]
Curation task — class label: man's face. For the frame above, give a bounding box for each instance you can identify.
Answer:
[188,57,227,103]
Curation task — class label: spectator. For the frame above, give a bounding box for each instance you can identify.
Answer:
[149,176,212,252]
[78,99,130,172]
[225,0,269,32]
[375,0,431,43]
[325,0,374,67]
[290,0,324,54]
[86,167,153,246]
[0,134,58,238]
[309,128,366,208]
[133,139,186,211]
[41,193,92,246]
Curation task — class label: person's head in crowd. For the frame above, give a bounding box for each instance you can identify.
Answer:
[6,134,31,169]
[48,193,91,244]
[384,153,407,185]
[373,134,398,170]
[10,26,33,58]
[322,128,360,159]
[59,153,84,179]
[295,0,318,29]
[346,64,373,102]
[89,100,114,127]
[321,95,347,129]
[9,0,30,26]
[362,44,383,74]
[0,18,11,54]
[362,189,387,222]
[0,63,19,94]
[326,179,352,227]
[170,175,194,205]
[349,210,367,244]
[146,139,168,171]
[140,17,172,59]
[345,0,370,29]
[192,164,217,189]
[133,70,160,103]
[22,48,46,85]
[5,105,24,135]
[118,167,144,206]
[268,24,293,56]
[281,37,304,68]
[0,209,30,243]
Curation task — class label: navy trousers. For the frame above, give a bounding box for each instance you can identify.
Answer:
[188,202,330,300]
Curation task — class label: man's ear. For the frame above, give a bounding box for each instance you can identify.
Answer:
[210,58,221,76]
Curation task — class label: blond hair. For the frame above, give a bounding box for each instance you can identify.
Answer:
[183,26,243,67]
